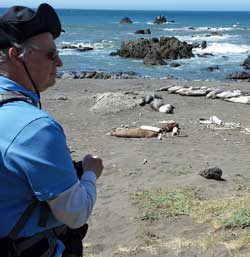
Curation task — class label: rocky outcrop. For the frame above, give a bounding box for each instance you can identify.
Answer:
[226,71,250,80]
[153,15,167,24]
[241,56,250,69]
[143,49,167,65]
[134,29,151,34]
[110,37,194,65]
[192,41,207,49]
[57,71,139,80]
[61,45,94,52]
[120,17,133,24]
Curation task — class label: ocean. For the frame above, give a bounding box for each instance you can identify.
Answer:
[1,8,250,81]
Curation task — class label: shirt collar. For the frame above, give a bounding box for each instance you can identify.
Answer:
[0,76,39,106]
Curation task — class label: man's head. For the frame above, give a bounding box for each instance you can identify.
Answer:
[0,3,63,92]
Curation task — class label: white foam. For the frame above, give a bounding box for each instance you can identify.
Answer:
[177,34,237,43]
[163,26,235,32]
[193,42,250,55]
[195,27,234,32]
[60,40,114,51]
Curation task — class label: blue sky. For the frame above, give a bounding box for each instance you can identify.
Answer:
[1,0,250,11]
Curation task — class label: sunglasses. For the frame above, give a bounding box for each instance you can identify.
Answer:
[45,49,60,61]
[28,48,60,61]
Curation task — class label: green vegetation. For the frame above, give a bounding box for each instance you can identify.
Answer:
[224,208,250,228]
[130,187,200,220]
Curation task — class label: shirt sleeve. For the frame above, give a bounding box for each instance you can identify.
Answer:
[48,171,97,228]
[5,117,78,201]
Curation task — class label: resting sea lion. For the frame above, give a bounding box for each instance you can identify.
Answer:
[110,128,159,138]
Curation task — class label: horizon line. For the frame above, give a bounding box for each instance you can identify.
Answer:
[1,6,250,12]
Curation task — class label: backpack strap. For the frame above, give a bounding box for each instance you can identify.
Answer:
[0,91,33,105]
[8,197,39,240]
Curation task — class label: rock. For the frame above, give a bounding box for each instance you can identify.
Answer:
[111,37,193,65]
[153,15,167,24]
[199,167,224,181]
[61,45,78,49]
[169,63,181,68]
[120,17,133,24]
[84,72,97,78]
[61,45,94,52]
[201,41,207,49]
[91,92,139,113]
[207,65,220,72]
[76,47,94,52]
[135,29,151,34]
[192,41,207,49]
[241,56,250,69]
[226,71,250,80]
[143,49,167,65]
[197,53,214,58]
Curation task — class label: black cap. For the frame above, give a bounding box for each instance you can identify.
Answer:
[0,3,61,49]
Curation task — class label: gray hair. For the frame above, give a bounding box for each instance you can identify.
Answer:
[0,41,33,75]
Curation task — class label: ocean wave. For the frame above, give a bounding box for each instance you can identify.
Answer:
[162,26,247,32]
[177,34,237,42]
[60,40,115,50]
[195,26,234,31]
[193,42,250,54]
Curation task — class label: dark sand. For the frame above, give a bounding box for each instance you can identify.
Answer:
[43,79,250,257]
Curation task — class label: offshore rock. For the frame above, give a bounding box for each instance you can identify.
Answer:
[110,37,194,65]
[120,17,133,24]
[143,49,167,65]
[153,15,167,24]
[241,55,250,69]
[226,71,250,80]
[135,29,151,34]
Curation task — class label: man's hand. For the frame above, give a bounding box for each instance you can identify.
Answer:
[82,154,103,179]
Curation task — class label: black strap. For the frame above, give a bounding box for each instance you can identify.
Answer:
[0,91,33,105]
[8,197,38,240]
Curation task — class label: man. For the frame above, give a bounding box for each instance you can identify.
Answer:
[0,3,103,257]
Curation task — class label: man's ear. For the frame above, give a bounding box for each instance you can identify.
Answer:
[8,47,23,66]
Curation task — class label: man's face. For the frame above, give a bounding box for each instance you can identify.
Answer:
[23,32,63,92]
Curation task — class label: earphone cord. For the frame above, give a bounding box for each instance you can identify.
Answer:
[21,60,42,109]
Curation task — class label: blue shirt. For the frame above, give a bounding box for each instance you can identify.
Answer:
[0,76,78,239]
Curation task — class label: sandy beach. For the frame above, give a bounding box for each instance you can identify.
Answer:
[43,78,250,257]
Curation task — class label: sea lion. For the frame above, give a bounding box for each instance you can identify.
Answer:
[216,90,241,99]
[110,128,159,138]
[159,104,175,113]
[225,96,250,104]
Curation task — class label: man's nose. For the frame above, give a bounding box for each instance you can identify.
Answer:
[56,56,63,67]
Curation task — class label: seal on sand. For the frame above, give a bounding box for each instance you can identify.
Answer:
[110,128,159,138]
